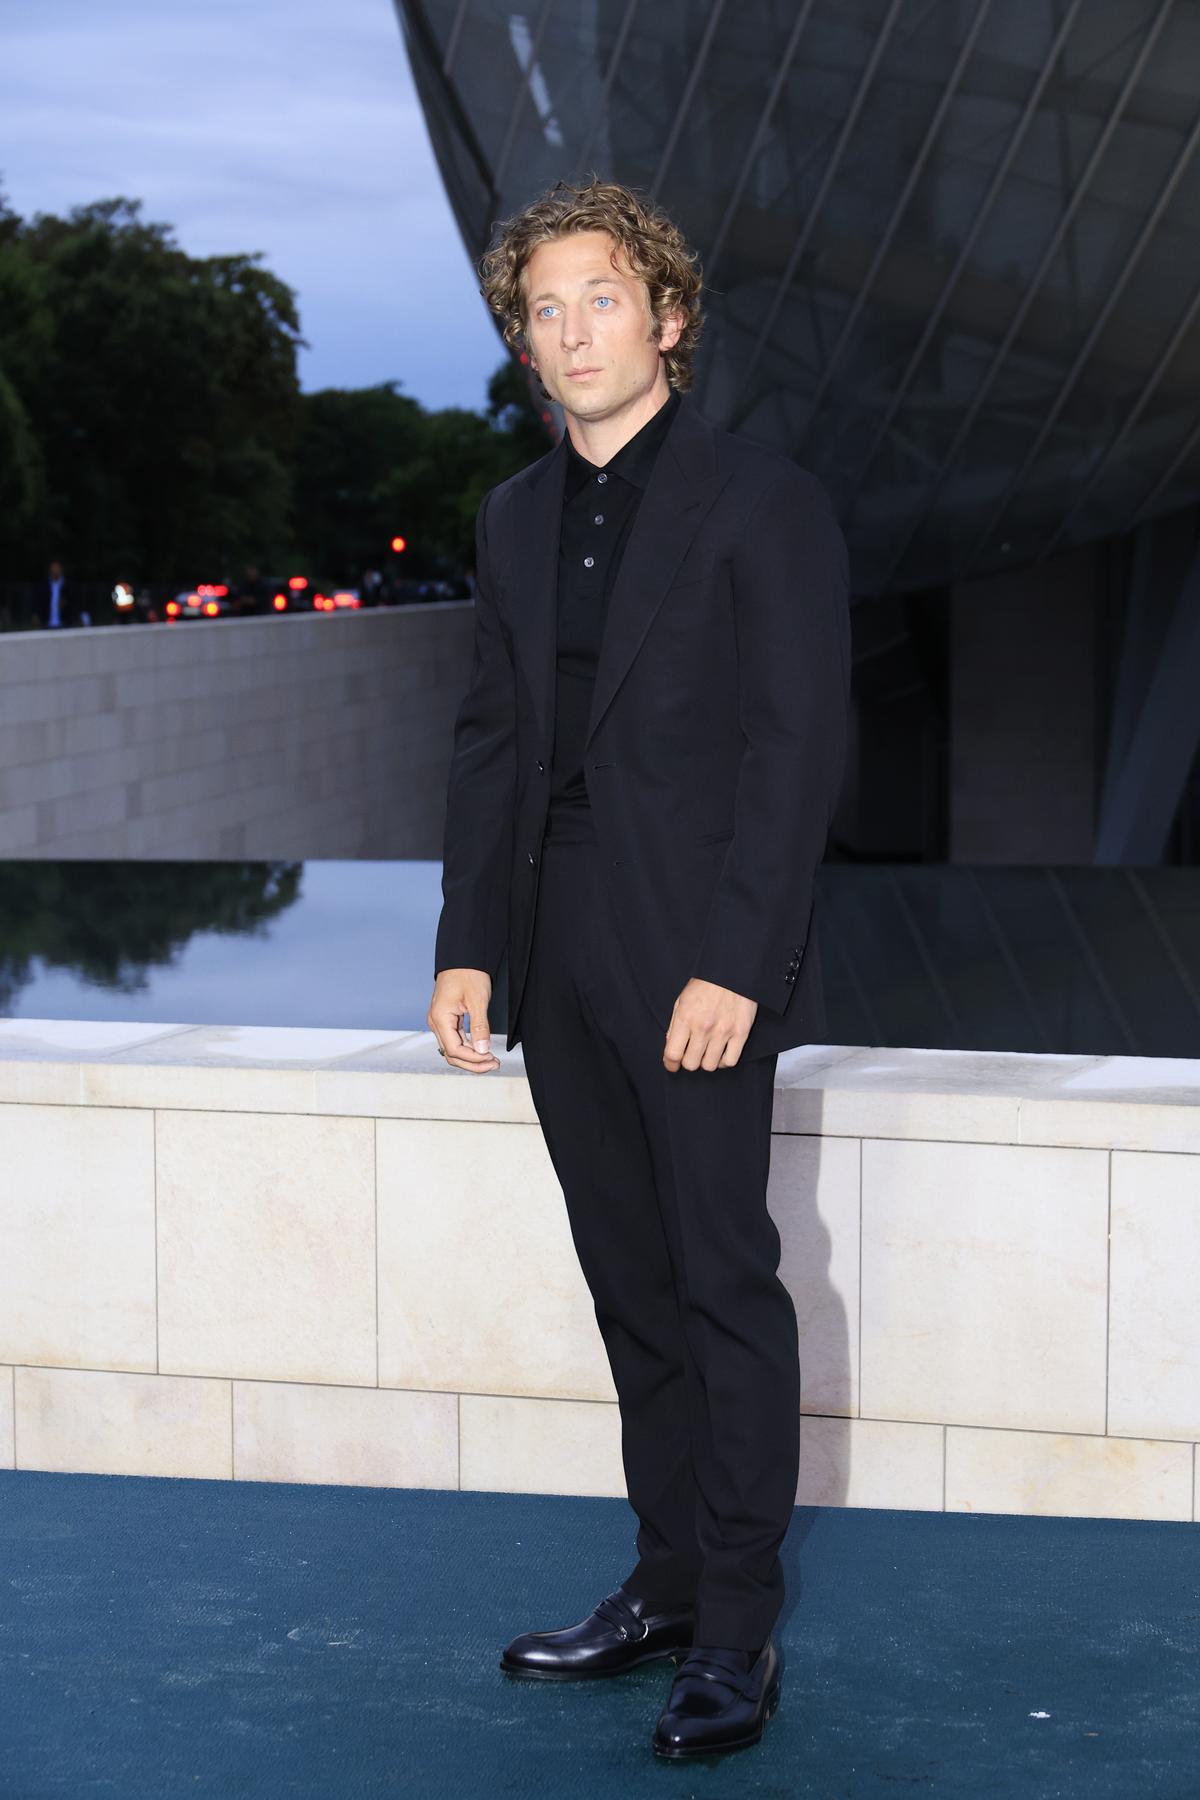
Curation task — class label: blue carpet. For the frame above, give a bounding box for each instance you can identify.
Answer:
[1,1470,1197,1798]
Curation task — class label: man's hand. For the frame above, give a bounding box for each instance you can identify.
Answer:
[664,978,758,1072]
[428,969,501,1073]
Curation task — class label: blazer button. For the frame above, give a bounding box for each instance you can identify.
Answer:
[528,850,537,865]
[536,758,544,772]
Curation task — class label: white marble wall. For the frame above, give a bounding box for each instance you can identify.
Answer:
[0,605,474,857]
[1,1023,1198,1523]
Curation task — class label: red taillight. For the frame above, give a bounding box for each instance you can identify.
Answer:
[288,576,307,590]
[166,601,180,616]
[204,601,218,615]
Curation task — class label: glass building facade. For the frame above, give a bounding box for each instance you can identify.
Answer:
[395,0,1200,597]
[397,0,1200,1047]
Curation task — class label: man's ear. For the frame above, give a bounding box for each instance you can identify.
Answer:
[654,308,684,355]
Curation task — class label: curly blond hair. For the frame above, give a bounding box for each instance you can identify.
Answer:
[479,175,705,396]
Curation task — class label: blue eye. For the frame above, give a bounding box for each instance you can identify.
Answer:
[595,296,611,307]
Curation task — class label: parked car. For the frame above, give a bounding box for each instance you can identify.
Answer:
[311,587,361,612]
[272,576,321,613]
[164,585,235,622]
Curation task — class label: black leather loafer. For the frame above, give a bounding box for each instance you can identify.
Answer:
[499,1584,694,1680]
[651,1637,781,1758]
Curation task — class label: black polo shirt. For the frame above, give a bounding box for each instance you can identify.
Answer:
[544,384,682,845]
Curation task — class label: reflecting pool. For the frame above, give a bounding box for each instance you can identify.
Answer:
[2,860,1199,1057]
[1,861,443,1033]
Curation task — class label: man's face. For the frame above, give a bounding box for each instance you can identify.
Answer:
[49,562,63,580]
[522,229,683,420]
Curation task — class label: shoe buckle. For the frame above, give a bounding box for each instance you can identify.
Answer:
[597,1593,650,1642]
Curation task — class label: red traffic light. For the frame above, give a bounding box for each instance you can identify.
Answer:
[390,535,407,554]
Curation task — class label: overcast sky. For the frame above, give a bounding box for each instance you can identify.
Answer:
[0,0,502,409]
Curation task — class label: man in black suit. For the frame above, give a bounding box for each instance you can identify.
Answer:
[428,177,851,1760]
[34,560,79,630]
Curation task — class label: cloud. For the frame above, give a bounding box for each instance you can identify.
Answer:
[0,0,503,406]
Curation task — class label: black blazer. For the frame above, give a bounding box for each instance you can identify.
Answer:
[435,389,851,1061]
[34,579,78,629]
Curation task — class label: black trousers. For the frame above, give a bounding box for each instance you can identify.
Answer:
[517,834,801,1650]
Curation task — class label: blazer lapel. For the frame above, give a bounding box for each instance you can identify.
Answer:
[587,399,727,749]
[513,429,567,756]
[511,392,730,756]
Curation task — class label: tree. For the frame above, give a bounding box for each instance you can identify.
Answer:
[293,366,552,581]
[1,192,304,582]
[0,181,555,595]
[485,350,554,463]
[292,382,424,580]
[0,187,48,568]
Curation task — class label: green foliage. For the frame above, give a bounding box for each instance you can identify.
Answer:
[1,192,304,580]
[0,184,550,590]
[292,382,424,581]
[292,361,547,579]
[485,352,554,462]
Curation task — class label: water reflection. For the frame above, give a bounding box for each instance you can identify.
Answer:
[0,861,446,1032]
[1,860,1199,1055]
[0,862,301,1013]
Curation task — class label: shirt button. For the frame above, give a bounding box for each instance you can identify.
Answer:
[583,555,594,568]
[594,514,604,525]
[597,472,608,483]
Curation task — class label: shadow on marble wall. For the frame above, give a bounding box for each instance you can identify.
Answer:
[774,1083,852,1634]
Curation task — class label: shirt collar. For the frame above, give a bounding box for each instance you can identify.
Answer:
[563,385,681,500]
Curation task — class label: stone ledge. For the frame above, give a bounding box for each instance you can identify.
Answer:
[4,1367,1196,1521]
[0,1021,1197,1148]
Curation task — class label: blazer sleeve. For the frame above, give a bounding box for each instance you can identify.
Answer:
[433,487,517,981]
[687,464,851,1016]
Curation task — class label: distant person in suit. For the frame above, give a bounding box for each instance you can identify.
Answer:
[35,561,90,629]
[428,177,850,1761]
[39,560,74,629]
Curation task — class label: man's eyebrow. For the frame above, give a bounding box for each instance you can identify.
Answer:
[527,275,624,306]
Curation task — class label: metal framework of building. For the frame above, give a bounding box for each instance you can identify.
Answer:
[396,0,1200,600]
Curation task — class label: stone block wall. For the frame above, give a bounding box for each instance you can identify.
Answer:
[1,1025,1197,1522]
[0,606,475,857]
